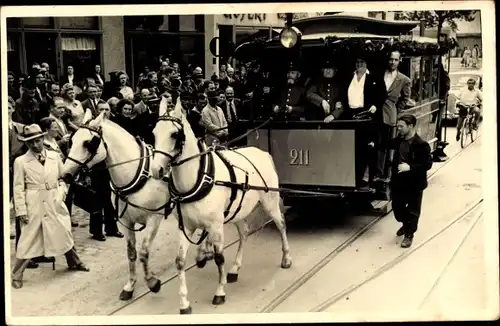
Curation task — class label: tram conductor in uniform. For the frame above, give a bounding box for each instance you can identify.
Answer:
[306,58,344,121]
[272,62,309,121]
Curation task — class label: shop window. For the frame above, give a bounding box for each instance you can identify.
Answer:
[62,35,101,80]
[59,17,98,30]
[7,18,21,28]
[7,33,21,76]
[22,17,54,28]
[179,36,204,68]
[179,15,196,32]
[24,32,58,75]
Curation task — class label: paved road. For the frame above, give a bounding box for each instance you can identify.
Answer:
[9,129,491,320]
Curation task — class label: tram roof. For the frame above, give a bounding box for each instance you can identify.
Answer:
[290,14,420,38]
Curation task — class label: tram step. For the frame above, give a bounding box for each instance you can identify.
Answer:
[370,200,392,215]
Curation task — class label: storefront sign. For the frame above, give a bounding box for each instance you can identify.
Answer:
[217,13,284,27]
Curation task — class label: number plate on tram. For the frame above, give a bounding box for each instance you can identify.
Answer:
[247,129,356,187]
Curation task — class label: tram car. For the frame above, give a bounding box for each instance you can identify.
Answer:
[225,14,454,209]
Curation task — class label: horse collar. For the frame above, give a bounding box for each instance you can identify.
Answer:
[169,140,215,204]
[110,138,155,197]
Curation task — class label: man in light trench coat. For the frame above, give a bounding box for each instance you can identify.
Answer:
[12,124,89,289]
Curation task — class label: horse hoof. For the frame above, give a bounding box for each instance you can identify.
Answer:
[149,278,162,293]
[180,306,192,314]
[196,258,207,269]
[212,295,226,305]
[227,273,238,283]
[119,289,134,301]
[281,259,292,269]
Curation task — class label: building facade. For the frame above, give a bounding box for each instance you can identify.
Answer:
[7,15,207,89]
[6,14,300,88]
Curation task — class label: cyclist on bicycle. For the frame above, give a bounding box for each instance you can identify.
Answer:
[455,78,482,141]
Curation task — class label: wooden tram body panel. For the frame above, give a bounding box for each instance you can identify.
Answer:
[245,120,376,200]
[247,125,356,188]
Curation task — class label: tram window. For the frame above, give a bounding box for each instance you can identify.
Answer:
[421,57,433,100]
[431,57,439,98]
[410,57,421,103]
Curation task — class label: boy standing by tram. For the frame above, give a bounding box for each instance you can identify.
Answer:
[391,114,433,248]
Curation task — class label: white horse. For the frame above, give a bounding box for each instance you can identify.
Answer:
[61,111,171,301]
[150,96,292,314]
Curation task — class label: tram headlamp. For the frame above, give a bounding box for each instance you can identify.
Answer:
[280,26,302,49]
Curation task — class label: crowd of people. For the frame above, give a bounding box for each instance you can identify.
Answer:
[7,57,265,287]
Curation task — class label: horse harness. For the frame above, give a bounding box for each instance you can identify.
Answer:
[156,114,270,246]
[66,125,171,232]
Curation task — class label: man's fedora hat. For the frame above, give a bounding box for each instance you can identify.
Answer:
[18,124,47,142]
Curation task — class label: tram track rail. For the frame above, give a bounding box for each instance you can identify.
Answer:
[109,135,480,316]
[259,137,480,313]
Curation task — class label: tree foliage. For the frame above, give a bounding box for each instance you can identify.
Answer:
[396,10,477,31]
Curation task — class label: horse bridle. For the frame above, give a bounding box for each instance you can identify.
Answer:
[153,114,186,165]
[66,125,106,172]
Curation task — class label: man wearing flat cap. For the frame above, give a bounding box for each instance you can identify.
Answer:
[306,58,344,122]
[272,61,309,121]
[12,124,89,289]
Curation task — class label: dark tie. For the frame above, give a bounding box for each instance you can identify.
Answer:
[230,102,237,123]
[38,154,45,165]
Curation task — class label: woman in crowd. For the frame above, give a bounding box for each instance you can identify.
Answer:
[61,83,86,131]
[39,117,66,160]
[113,98,148,138]
[117,72,135,101]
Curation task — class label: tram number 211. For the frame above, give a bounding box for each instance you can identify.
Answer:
[289,149,310,166]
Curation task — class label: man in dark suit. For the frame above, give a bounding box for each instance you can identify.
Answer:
[91,64,106,87]
[272,62,309,121]
[390,114,433,248]
[220,86,243,139]
[81,84,105,117]
[13,79,46,125]
[375,50,411,181]
[307,59,344,121]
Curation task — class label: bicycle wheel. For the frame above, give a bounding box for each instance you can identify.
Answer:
[460,118,470,148]
[470,118,480,142]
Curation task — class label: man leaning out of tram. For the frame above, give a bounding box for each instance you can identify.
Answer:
[455,78,482,141]
[339,54,387,187]
[272,62,311,121]
[306,58,344,122]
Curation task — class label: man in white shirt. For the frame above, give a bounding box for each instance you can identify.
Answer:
[455,78,482,141]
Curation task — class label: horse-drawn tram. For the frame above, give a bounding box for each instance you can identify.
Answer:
[228,14,453,209]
